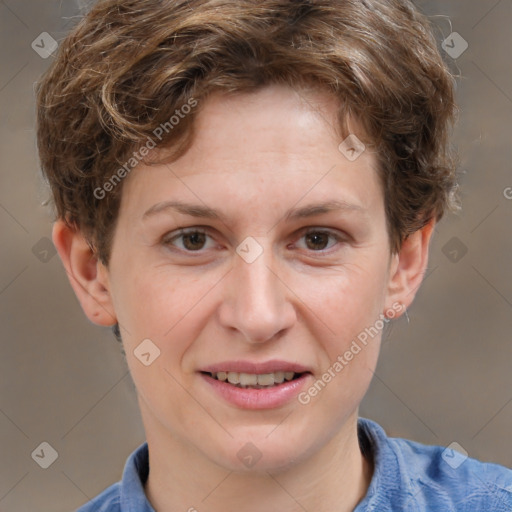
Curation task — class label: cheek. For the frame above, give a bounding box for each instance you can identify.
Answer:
[116,266,186,332]
[299,270,386,418]
[114,265,221,363]
[303,260,389,347]
[113,267,213,421]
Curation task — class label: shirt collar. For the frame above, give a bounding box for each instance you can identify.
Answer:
[354,417,416,511]
[120,441,155,511]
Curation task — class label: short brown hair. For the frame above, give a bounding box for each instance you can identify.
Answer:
[36,0,459,264]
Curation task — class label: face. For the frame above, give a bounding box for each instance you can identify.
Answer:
[102,84,401,471]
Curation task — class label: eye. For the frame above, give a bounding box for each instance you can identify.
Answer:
[162,227,346,254]
[162,228,216,252]
[295,229,344,252]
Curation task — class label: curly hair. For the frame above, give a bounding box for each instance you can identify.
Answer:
[36,0,459,264]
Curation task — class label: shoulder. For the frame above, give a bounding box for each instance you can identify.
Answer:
[76,482,121,512]
[75,442,152,511]
[393,435,512,510]
[358,418,512,511]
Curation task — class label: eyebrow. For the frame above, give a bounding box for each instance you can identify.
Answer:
[142,199,367,222]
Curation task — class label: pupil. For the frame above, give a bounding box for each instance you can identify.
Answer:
[306,232,328,250]
[183,232,206,250]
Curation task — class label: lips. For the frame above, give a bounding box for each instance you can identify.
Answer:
[198,360,313,409]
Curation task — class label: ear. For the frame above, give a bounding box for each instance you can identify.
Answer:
[384,218,435,318]
[52,220,117,327]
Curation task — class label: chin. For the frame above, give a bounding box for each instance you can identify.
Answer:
[209,431,314,474]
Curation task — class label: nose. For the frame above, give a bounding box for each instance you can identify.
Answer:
[218,242,296,344]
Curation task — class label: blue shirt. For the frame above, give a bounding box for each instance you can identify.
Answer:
[77,418,512,511]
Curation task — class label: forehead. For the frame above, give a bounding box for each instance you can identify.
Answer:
[167,85,362,173]
[119,84,382,222]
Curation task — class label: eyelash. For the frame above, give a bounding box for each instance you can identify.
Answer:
[162,227,346,255]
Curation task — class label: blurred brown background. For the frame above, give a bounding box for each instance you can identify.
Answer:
[0,1,511,510]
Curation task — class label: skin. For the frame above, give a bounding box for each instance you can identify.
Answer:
[53,84,434,512]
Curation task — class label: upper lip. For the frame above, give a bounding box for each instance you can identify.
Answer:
[199,360,312,374]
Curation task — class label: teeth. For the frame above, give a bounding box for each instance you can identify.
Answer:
[274,371,285,384]
[257,373,274,386]
[239,373,258,386]
[227,372,240,384]
[211,371,300,388]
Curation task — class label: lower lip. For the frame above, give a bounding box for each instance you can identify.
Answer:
[200,372,312,410]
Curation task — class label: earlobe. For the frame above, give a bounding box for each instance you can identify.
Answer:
[52,220,117,327]
[384,218,435,316]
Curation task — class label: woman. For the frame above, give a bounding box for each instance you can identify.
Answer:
[36,0,512,510]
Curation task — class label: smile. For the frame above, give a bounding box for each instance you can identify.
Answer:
[206,371,304,388]
[199,370,312,409]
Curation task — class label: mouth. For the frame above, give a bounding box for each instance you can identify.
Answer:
[198,361,313,409]
[201,370,307,389]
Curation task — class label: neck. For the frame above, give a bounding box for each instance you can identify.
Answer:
[143,409,373,512]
